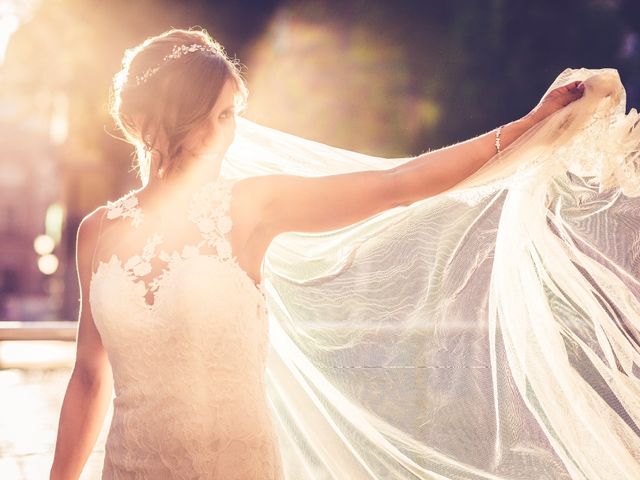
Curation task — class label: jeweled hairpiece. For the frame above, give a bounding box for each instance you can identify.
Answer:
[134,43,216,86]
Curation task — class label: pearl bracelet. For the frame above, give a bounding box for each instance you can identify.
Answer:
[496,125,504,154]
[495,125,503,155]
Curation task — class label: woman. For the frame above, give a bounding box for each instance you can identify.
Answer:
[49,27,586,479]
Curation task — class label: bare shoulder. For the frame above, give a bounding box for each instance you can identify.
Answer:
[231,174,275,197]
[77,206,108,245]
[230,173,298,210]
[76,206,109,269]
[230,174,278,230]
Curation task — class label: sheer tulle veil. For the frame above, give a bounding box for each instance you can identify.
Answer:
[219,67,640,479]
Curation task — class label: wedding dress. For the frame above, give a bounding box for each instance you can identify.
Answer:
[89,175,285,479]
[89,66,640,480]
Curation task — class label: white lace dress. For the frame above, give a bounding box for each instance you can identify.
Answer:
[89,174,285,479]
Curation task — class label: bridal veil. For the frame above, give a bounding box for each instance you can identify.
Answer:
[219,67,640,479]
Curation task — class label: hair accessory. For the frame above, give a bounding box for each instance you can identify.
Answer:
[134,43,215,86]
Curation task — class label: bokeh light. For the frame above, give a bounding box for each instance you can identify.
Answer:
[37,254,58,275]
[33,234,55,255]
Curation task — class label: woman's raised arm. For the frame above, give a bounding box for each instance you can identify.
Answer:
[256,81,585,238]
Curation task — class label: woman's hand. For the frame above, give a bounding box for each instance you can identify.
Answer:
[524,80,586,125]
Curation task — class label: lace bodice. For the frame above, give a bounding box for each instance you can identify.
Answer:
[88,174,284,479]
[96,175,266,308]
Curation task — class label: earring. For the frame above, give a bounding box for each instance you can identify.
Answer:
[143,135,153,152]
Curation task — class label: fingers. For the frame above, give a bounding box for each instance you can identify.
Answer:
[567,80,585,94]
[549,81,584,107]
[556,81,583,93]
[572,82,585,100]
[557,81,584,104]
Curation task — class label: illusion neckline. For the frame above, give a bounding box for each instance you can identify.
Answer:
[97,173,267,307]
[106,174,235,229]
[138,174,232,204]
[142,174,231,211]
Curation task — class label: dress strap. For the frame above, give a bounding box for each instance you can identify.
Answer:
[91,207,109,274]
[91,189,143,274]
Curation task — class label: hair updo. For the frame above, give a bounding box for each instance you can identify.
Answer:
[109,27,248,184]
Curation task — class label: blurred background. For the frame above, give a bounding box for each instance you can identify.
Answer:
[0,0,639,478]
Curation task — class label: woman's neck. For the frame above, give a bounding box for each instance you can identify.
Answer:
[140,156,223,204]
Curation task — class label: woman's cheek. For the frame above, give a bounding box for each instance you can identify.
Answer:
[223,119,236,149]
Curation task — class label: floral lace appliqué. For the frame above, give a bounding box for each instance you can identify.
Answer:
[118,232,166,293]
[101,177,242,306]
[106,191,144,227]
[187,177,235,260]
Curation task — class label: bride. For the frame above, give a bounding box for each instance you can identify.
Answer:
[49,27,592,479]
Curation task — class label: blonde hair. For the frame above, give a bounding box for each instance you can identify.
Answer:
[109,27,248,184]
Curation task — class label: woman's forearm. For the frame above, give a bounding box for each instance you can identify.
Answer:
[391,114,537,206]
[50,370,113,480]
